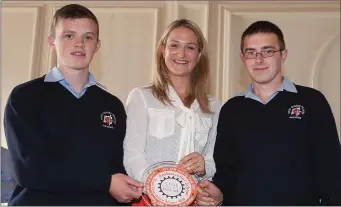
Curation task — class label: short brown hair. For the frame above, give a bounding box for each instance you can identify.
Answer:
[50,4,99,39]
[241,20,286,53]
[152,18,211,113]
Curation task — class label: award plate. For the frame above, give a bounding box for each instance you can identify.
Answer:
[141,161,197,206]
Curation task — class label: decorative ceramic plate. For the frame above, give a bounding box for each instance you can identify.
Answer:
[141,161,197,206]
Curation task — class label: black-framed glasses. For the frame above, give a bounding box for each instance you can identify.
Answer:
[243,49,283,59]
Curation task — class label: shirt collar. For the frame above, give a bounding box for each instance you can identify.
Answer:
[44,66,106,90]
[237,76,297,97]
[279,77,297,93]
[166,84,200,112]
[44,66,64,82]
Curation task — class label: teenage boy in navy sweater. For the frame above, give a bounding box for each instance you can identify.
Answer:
[196,21,341,205]
[4,4,143,205]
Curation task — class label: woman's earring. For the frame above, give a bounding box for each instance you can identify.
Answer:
[197,53,202,63]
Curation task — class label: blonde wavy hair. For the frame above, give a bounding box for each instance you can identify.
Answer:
[151,18,211,113]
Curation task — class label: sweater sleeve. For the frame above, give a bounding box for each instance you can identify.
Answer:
[110,97,128,176]
[311,91,341,205]
[4,87,111,193]
[123,88,150,182]
[212,102,238,205]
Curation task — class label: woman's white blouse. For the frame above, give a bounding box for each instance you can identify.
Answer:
[123,85,221,182]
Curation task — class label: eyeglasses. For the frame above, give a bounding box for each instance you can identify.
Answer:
[243,49,283,59]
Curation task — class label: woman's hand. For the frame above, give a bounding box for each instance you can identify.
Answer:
[178,152,206,177]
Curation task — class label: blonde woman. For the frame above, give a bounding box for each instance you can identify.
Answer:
[123,19,221,205]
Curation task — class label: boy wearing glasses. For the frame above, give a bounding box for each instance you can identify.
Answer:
[196,21,341,205]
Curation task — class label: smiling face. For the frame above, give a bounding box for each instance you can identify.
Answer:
[48,17,101,71]
[161,27,201,80]
[241,33,287,85]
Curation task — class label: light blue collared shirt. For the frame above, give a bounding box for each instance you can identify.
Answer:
[236,77,298,104]
[44,66,105,98]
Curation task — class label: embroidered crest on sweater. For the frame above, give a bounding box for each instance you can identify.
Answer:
[288,105,305,119]
[101,111,116,128]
